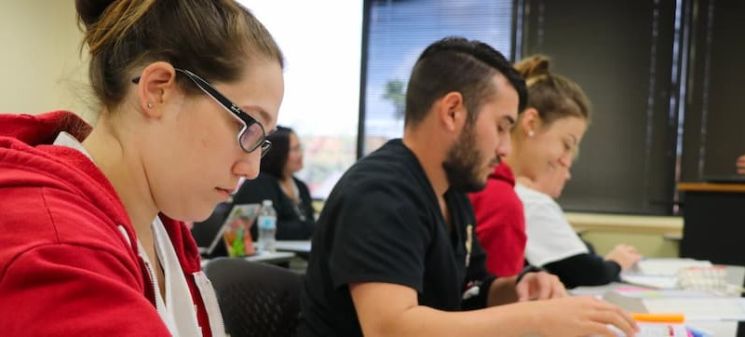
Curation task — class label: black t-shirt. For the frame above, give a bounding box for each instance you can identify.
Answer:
[298,139,494,337]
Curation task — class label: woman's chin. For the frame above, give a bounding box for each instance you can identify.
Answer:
[169,204,217,223]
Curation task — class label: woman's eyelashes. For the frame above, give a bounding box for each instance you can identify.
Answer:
[562,136,579,155]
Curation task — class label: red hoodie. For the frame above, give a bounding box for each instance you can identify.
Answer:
[468,163,526,277]
[0,111,214,336]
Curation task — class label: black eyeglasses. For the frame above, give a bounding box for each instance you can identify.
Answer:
[132,68,271,156]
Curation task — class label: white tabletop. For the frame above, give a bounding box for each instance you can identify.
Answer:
[201,251,296,268]
[275,240,312,253]
[244,250,296,263]
[571,262,745,337]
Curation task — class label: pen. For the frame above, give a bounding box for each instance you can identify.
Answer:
[686,325,711,337]
[631,312,685,323]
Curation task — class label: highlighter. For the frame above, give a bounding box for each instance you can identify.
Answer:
[631,313,685,323]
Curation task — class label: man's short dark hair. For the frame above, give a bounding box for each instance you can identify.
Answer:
[404,37,527,127]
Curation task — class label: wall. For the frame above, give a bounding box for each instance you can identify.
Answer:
[0,1,91,119]
[581,232,680,258]
[566,212,683,258]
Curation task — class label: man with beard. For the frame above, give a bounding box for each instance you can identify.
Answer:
[298,37,638,337]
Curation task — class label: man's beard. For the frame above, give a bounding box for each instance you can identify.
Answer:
[442,125,498,193]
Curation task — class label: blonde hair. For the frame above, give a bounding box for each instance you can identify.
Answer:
[514,54,590,126]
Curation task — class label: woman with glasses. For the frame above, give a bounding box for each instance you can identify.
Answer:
[0,1,283,336]
[469,55,641,288]
[233,126,316,241]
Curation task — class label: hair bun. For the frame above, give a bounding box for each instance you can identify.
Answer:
[76,0,116,28]
[515,54,551,80]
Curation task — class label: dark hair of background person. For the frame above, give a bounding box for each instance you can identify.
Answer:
[514,55,591,126]
[260,126,294,179]
[404,36,527,128]
[75,0,284,113]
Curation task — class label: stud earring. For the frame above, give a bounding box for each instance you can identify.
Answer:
[528,130,535,137]
[146,102,153,109]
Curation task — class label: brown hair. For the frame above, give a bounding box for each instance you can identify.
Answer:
[514,55,590,126]
[405,37,527,128]
[260,125,294,179]
[75,0,283,112]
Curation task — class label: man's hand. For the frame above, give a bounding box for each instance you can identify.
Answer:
[515,271,567,301]
[518,296,639,337]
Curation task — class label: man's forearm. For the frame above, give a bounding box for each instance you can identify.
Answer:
[364,303,538,337]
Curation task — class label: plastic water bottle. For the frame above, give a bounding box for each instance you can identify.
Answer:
[257,199,277,253]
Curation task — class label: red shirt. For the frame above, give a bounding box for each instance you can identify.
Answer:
[0,111,213,336]
[468,163,526,277]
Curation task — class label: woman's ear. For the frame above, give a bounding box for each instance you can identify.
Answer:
[520,107,543,137]
[436,91,466,132]
[135,61,178,119]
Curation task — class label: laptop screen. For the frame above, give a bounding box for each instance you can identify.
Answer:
[190,202,233,257]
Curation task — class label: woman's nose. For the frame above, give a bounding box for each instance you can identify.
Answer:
[232,150,261,179]
[558,152,573,168]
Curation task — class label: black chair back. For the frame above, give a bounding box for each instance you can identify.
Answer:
[204,258,303,337]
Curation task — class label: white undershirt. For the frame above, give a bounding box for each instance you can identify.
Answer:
[516,183,589,267]
[53,131,225,337]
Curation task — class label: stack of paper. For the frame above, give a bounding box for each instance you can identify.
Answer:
[620,258,713,289]
[632,258,713,276]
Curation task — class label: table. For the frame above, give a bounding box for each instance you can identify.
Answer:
[245,251,296,264]
[201,251,296,268]
[573,264,745,337]
[275,240,312,254]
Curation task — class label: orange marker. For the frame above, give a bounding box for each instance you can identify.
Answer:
[631,313,685,323]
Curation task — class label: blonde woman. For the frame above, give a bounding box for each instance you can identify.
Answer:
[470,55,641,288]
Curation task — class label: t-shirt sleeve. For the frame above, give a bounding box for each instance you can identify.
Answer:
[542,253,622,288]
[0,244,171,337]
[328,187,430,292]
[522,191,588,267]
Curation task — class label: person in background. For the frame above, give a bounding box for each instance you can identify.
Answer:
[469,55,641,288]
[233,125,315,240]
[299,37,637,337]
[0,0,283,336]
[737,154,745,174]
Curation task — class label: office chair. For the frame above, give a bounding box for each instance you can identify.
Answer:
[204,258,303,337]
